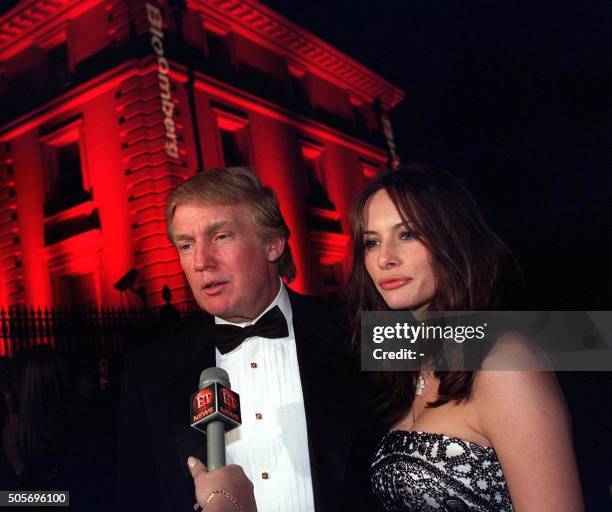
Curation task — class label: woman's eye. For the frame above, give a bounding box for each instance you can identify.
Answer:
[400,231,416,240]
[363,239,379,249]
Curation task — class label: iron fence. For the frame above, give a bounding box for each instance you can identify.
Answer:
[0,305,202,357]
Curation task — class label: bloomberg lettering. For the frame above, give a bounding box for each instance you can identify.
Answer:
[146,3,180,160]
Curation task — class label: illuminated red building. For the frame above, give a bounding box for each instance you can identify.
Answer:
[0,0,404,313]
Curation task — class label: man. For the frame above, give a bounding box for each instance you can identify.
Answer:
[118,168,374,511]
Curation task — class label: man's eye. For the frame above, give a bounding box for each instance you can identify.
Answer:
[178,242,194,252]
[363,239,379,249]
[215,233,231,242]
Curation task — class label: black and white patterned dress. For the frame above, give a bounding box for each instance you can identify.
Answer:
[370,430,513,511]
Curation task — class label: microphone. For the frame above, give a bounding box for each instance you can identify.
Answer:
[190,367,241,471]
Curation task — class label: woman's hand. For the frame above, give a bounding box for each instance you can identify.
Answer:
[187,456,257,512]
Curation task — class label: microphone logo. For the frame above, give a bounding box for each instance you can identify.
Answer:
[190,382,241,432]
[221,388,238,409]
[193,388,213,412]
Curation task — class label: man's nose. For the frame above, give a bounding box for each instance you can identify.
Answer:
[194,243,216,271]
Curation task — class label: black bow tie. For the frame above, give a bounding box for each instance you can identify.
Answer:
[212,306,289,354]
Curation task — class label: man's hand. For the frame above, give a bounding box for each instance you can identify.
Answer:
[187,456,257,512]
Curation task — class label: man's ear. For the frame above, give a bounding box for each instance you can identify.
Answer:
[265,236,286,263]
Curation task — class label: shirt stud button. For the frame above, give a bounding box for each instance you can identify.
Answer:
[261,472,269,479]
[250,362,257,368]
[255,413,262,420]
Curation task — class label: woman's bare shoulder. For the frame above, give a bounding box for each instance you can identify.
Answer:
[481,330,554,371]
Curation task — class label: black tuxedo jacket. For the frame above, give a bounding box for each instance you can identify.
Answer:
[118,290,380,512]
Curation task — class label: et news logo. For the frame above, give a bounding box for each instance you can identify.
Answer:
[220,387,238,409]
[193,388,213,412]
[189,383,242,433]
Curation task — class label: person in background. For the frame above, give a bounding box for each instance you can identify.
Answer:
[1,346,69,489]
[347,165,584,511]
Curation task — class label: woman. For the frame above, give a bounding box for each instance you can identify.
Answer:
[347,165,583,511]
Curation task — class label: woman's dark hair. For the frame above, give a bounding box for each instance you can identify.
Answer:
[347,164,521,427]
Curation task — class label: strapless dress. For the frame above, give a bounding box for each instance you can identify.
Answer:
[370,430,513,511]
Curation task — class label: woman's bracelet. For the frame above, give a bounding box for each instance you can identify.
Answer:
[205,489,242,511]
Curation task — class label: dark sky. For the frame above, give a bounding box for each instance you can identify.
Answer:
[265,0,612,309]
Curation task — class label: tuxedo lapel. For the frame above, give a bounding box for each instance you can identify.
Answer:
[166,317,216,481]
[289,290,353,512]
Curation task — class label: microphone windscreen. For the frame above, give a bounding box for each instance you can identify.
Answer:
[199,367,230,389]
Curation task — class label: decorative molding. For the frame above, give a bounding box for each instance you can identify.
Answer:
[308,207,340,222]
[39,116,82,145]
[360,159,381,178]
[186,0,404,109]
[43,227,101,268]
[0,0,86,59]
[0,60,138,142]
[193,70,388,164]
[1,0,405,109]
[212,105,249,131]
[35,21,67,49]
[0,143,23,307]
[309,230,349,265]
[299,138,324,159]
[43,199,95,225]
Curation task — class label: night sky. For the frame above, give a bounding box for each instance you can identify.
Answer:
[265,0,612,310]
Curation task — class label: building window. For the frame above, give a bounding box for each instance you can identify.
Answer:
[37,27,71,93]
[321,263,344,297]
[351,101,370,136]
[48,42,71,89]
[219,129,249,167]
[213,107,252,168]
[45,230,102,309]
[238,61,286,105]
[300,140,342,233]
[55,273,98,309]
[204,22,233,78]
[40,118,91,217]
[288,63,310,112]
[300,141,334,211]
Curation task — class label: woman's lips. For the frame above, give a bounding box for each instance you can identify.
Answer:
[379,277,412,290]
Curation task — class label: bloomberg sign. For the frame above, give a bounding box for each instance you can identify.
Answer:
[145,3,180,160]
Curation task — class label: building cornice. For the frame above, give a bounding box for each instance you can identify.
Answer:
[0,54,388,165]
[187,0,405,110]
[0,59,138,142]
[0,0,101,59]
[1,0,405,110]
[191,66,389,163]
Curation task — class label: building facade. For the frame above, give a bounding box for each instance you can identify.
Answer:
[0,0,404,312]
